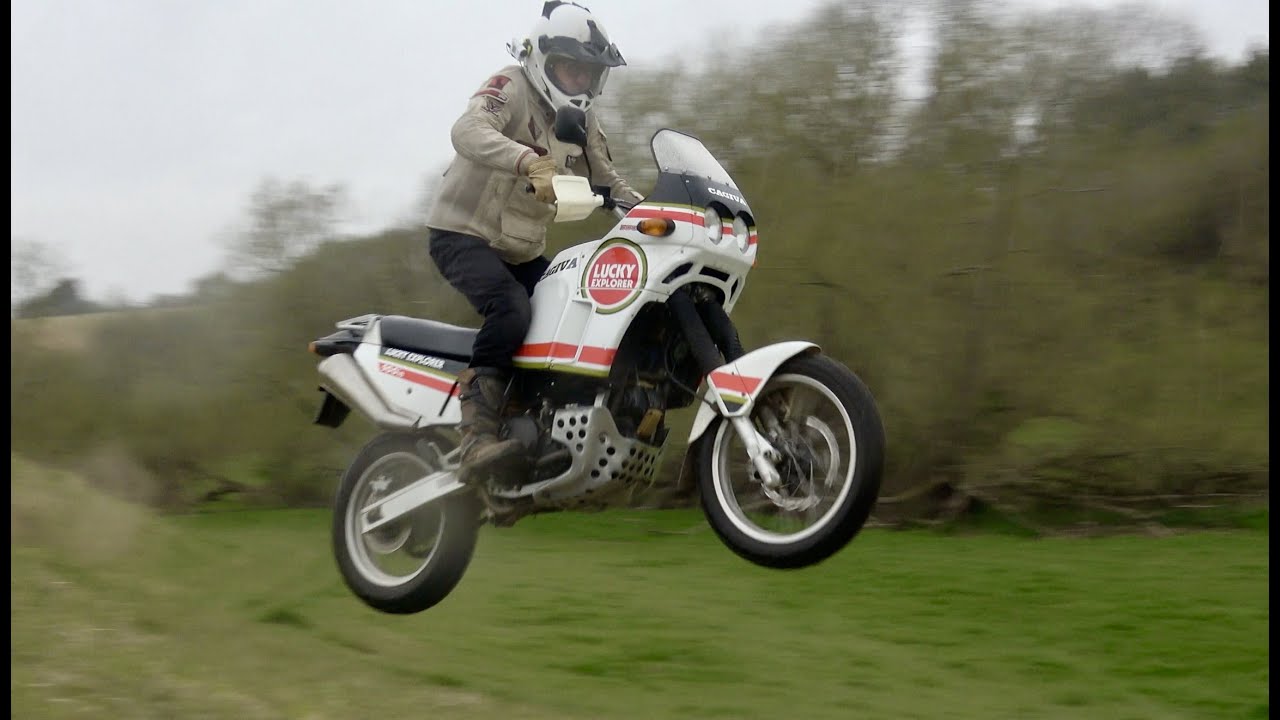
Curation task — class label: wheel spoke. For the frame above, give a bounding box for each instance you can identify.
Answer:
[783,387,821,425]
[345,450,448,587]
[712,372,858,545]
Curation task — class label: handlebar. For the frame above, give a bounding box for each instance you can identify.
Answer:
[610,200,632,220]
[529,178,633,220]
[592,184,635,219]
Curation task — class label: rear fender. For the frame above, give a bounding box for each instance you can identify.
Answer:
[687,341,819,445]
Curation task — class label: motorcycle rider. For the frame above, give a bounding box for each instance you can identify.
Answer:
[425,1,645,482]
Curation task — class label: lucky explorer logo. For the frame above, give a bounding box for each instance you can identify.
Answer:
[581,239,647,313]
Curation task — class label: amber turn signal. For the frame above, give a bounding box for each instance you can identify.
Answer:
[637,218,675,237]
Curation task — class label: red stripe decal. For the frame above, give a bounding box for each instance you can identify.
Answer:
[709,371,763,396]
[516,342,576,359]
[627,207,705,227]
[515,343,617,366]
[578,346,617,365]
[379,362,459,396]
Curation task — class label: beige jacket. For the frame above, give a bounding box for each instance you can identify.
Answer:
[425,64,642,264]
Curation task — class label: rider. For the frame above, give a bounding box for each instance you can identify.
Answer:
[425,1,645,482]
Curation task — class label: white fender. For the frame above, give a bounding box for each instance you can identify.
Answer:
[687,341,819,444]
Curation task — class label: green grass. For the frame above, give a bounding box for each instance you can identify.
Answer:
[10,458,1269,719]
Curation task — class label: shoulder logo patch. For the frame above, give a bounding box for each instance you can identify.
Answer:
[472,75,513,103]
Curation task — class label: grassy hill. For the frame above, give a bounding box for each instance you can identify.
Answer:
[11,454,1268,719]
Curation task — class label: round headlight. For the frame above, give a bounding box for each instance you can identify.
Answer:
[733,216,749,252]
[704,207,722,243]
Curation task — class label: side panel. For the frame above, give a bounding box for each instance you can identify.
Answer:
[317,353,416,431]
[687,341,820,443]
[514,242,601,375]
[354,342,464,426]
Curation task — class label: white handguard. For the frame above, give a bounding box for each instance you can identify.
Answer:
[552,175,604,222]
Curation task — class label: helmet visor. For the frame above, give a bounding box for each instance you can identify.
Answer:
[537,20,626,68]
[546,55,607,96]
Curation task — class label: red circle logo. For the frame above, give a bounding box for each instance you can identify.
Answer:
[584,244,644,307]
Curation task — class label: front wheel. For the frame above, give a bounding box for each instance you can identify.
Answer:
[332,432,481,614]
[696,353,884,569]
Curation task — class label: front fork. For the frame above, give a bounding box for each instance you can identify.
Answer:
[728,415,783,489]
[669,286,782,489]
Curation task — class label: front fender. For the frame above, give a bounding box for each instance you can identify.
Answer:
[686,341,819,445]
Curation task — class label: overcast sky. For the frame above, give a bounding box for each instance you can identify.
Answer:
[10,0,1269,303]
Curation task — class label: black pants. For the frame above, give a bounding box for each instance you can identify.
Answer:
[428,229,550,370]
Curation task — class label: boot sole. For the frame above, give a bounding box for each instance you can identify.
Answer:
[459,444,529,487]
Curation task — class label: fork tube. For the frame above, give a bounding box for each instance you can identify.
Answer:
[694,293,745,362]
[668,289,723,376]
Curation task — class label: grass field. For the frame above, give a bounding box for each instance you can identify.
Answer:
[11,457,1269,720]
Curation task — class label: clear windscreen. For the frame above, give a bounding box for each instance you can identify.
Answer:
[650,130,739,189]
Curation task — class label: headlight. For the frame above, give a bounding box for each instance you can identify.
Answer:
[704,207,722,243]
[733,216,749,252]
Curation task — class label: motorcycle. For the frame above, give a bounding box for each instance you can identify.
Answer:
[309,107,885,614]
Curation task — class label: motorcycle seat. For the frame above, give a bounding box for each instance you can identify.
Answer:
[379,315,477,362]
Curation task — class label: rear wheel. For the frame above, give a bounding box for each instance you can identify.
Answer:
[696,354,884,569]
[332,432,481,614]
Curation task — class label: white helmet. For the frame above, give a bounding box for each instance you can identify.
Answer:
[508,1,626,113]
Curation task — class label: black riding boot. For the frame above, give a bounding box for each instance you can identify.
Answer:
[456,367,523,483]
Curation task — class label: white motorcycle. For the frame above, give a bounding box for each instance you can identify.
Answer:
[309,109,885,614]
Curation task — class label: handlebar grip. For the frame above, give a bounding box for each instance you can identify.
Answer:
[592,184,614,210]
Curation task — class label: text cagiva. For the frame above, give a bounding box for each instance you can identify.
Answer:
[540,256,579,280]
[707,187,745,205]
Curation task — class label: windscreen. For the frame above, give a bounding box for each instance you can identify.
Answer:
[650,129,739,189]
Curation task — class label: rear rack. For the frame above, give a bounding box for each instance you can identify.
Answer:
[336,314,381,331]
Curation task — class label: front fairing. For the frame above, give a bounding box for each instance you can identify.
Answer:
[645,172,752,220]
[642,129,752,218]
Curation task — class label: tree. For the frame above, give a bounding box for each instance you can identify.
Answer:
[596,0,909,185]
[190,271,240,303]
[11,238,70,310]
[903,0,1203,166]
[223,178,349,276]
[14,278,102,318]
